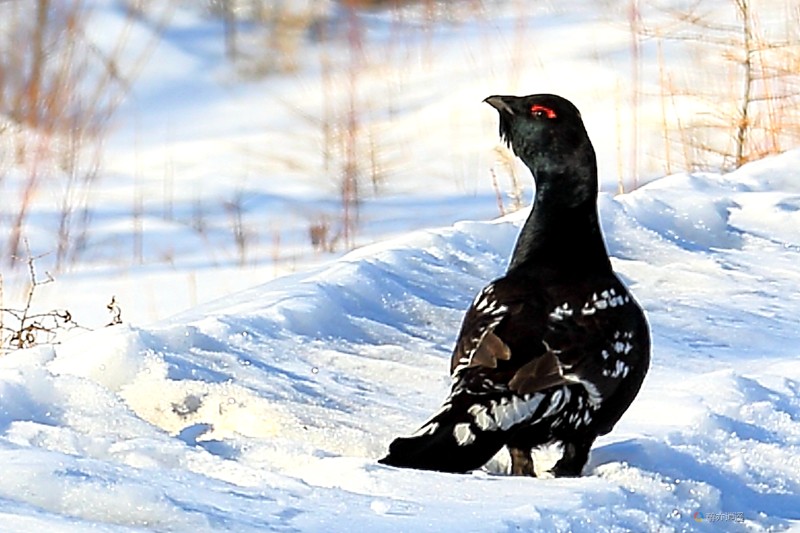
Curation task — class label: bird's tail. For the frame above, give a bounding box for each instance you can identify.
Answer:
[379,391,545,473]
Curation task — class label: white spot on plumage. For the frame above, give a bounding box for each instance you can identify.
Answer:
[562,371,602,406]
[468,404,497,431]
[581,288,631,316]
[453,423,476,446]
[550,389,563,407]
[582,380,603,406]
[611,360,628,378]
[610,339,634,355]
[490,394,544,430]
[472,284,493,306]
[452,362,468,375]
[541,387,571,419]
[549,302,574,321]
[471,284,507,316]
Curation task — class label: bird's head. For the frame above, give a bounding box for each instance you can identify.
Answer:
[484,93,597,206]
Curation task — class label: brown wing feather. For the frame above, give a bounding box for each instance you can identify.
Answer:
[468,331,511,369]
[507,350,568,394]
[449,276,540,375]
[451,275,647,406]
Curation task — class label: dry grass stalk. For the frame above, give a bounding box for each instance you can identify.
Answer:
[643,0,800,172]
[489,168,507,217]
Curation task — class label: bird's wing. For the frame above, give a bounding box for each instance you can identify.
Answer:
[449,279,527,376]
[451,278,647,404]
[450,281,511,375]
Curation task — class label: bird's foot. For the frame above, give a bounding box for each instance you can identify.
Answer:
[508,446,537,477]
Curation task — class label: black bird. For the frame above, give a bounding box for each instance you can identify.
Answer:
[379,94,650,476]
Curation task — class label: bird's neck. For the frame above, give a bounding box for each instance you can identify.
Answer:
[507,188,611,274]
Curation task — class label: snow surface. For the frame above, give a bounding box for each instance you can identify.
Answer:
[2,0,800,531]
[3,150,800,531]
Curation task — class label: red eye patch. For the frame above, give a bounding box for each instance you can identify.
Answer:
[531,105,557,119]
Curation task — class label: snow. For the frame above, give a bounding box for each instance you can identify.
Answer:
[2,0,800,531]
[3,155,800,530]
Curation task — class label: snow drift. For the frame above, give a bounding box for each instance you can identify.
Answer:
[2,151,800,531]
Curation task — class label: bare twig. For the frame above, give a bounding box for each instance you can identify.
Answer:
[1,244,82,352]
[489,168,506,217]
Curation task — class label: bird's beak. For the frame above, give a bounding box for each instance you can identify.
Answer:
[483,95,515,116]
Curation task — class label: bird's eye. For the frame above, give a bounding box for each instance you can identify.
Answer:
[531,105,557,119]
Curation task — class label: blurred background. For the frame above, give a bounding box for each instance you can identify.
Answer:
[1,0,799,330]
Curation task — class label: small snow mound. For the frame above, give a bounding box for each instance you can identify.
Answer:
[619,174,743,252]
[726,150,800,192]
[48,325,146,392]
